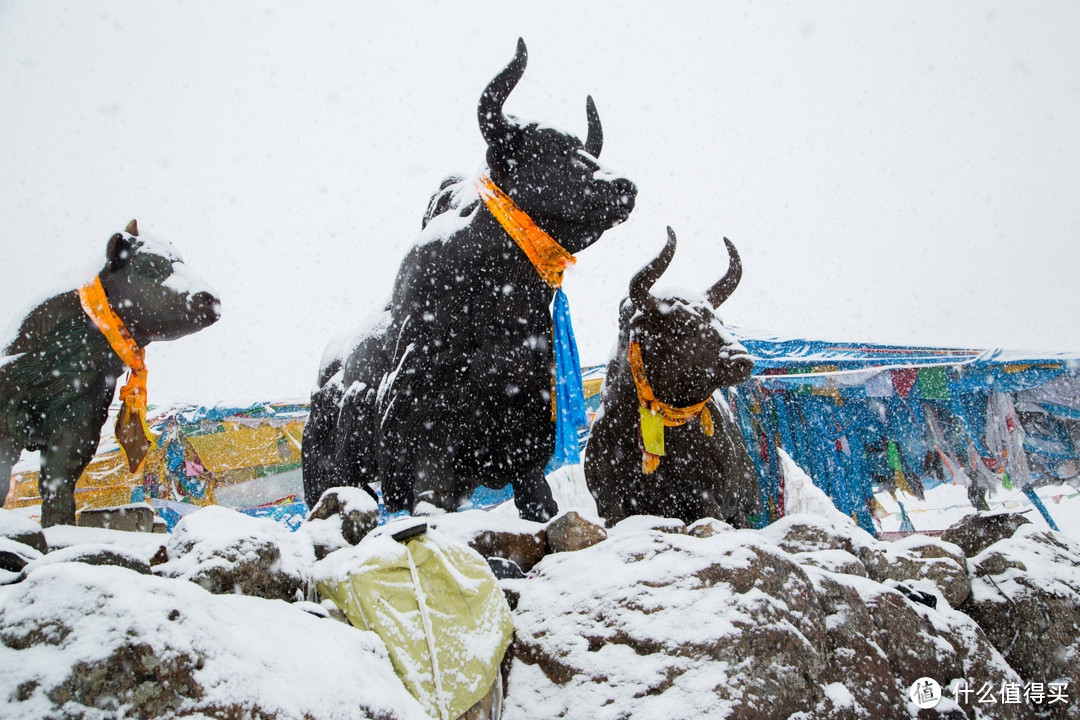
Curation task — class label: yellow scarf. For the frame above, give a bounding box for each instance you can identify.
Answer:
[78,276,154,472]
[628,339,714,474]
[476,173,576,289]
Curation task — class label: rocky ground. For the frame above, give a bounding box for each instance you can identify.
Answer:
[0,489,1077,719]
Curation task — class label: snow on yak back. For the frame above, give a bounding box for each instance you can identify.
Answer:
[584,227,762,527]
[0,220,220,527]
[302,38,637,521]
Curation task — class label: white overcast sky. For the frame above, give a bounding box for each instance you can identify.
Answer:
[1,1,1078,406]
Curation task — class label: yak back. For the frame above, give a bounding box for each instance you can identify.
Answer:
[375,207,558,483]
[1,291,121,449]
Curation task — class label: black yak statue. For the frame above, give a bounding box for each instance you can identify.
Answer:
[0,220,220,526]
[584,228,761,527]
[303,39,637,521]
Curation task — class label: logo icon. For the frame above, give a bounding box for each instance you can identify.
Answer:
[909,677,943,709]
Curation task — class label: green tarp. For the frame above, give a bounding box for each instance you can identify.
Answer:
[317,529,513,720]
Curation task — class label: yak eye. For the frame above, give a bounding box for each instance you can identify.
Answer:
[140,258,172,281]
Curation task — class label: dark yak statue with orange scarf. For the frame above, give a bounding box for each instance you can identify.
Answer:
[584,228,761,527]
[0,221,220,527]
[303,39,636,521]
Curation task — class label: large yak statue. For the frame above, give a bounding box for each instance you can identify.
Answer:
[584,228,761,527]
[0,221,220,526]
[303,39,637,521]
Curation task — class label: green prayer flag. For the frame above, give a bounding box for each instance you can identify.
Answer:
[919,366,949,400]
[887,440,903,473]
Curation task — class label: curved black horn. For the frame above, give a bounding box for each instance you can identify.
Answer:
[707,237,743,307]
[478,38,527,148]
[630,227,678,311]
[584,95,603,158]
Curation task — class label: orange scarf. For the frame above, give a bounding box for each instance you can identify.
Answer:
[478,172,583,423]
[629,339,714,474]
[78,276,154,472]
[476,173,576,289]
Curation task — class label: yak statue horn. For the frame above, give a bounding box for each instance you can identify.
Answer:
[584,95,603,158]
[125,219,139,237]
[478,38,527,149]
[706,238,742,308]
[629,226,678,312]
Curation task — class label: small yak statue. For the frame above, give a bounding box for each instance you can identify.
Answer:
[0,220,220,526]
[584,228,761,527]
[303,39,637,521]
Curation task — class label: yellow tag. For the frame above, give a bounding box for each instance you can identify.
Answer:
[639,406,665,456]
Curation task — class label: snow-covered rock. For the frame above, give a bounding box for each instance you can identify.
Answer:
[0,509,47,555]
[303,485,380,557]
[22,543,151,577]
[502,525,1022,719]
[545,511,607,554]
[152,506,314,601]
[0,562,428,719]
[2,500,1077,718]
[762,512,971,608]
[962,522,1080,708]
[430,509,549,573]
[941,511,1032,558]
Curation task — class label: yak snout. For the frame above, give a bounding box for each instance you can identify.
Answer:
[611,176,637,221]
[186,290,222,329]
[730,354,754,381]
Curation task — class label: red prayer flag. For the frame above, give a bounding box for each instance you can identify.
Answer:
[891,368,919,399]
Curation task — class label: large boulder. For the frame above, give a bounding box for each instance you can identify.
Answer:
[153,506,313,601]
[505,530,828,718]
[0,562,428,719]
[961,523,1080,717]
[806,568,1023,720]
[502,527,1017,719]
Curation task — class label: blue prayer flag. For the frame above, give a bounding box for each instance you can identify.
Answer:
[548,289,588,471]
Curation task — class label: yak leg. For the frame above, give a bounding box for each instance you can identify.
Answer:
[0,434,20,508]
[409,444,464,514]
[39,426,99,528]
[302,381,346,507]
[380,445,415,515]
[511,464,559,523]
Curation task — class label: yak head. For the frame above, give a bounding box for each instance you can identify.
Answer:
[98,220,221,345]
[623,227,754,408]
[478,38,637,254]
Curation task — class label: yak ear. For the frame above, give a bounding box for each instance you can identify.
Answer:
[125,219,139,236]
[106,232,135,273]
